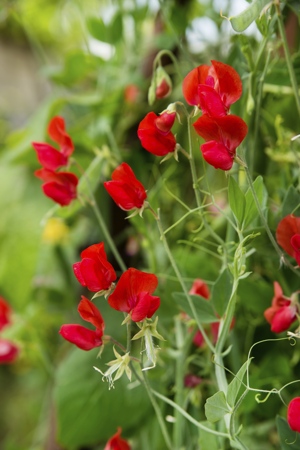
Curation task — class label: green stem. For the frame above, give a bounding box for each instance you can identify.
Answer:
[275,0,300,119]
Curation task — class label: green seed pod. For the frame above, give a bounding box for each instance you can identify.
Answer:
[229,0,271,33]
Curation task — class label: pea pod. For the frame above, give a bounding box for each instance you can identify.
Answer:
[228,0,272,33]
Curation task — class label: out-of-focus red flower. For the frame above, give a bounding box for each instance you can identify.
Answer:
[182,60,242,116]
[35,168,78,206]
[104,163,147,211]
[287,397,300,433]
[276,215,300,266]
[0,297,12,331]
[193,114,248,170]
[124,84,140,104]
[59,296,105,351]
[184,374,202,388]
[0,339,19,364]
[108,268,160,322]
[264,282,297,333]
[32,116,74,170]
[104,427,131,450]
[189,279,210,299]
[73,242,116,293]
[137,111,176,156]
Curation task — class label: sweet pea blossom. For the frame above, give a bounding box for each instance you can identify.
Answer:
[73,242,116,293]
[0,296,12,331]
[34,168,78,206]
[137,111,176,156]
[276,215,300,266]
[264,282,298,333]
[108,268,160,322]
[0,340,19,364]
[104,427,131,450]
[182,60,242,116]
[104,163,147,211]
[193,114,248,170]
[287,397,300,433]
[59,296,105,351]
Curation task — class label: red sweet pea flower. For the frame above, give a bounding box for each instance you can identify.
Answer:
[104,427,131,450]
[0,340,19,364]
[193,114,248,170]
[184,374,202,388]
[182,60,242,116]
[287,397,300,433]
[137,111,176,156]
[264,282,297,333]
[0,296,12,331]
[276,215,300,265]
[59,296,105,351]
[108,268,160,322]
[32,116,74,171]
[35,168,78,206]
[104,163,147,211]
[73,242,117,293]
[189,279,210,299]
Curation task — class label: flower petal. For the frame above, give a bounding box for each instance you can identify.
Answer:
[78,296,105,331]
[276,215,300,257]
[32,142,68,170]
[201,141,234,171]
[59,324,103,350]
[182,65,210,106]
[211,60,242,109]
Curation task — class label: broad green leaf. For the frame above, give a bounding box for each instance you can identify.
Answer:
[276,415,300,450]
[210,269,233,317]
[228,176,245,226]
[282,185,300,218]
[198,421,219,449]
[205,391,230,423]
[228,0,271,33]
[172,292,217,323]
[54,347,152,449]
[87,17,109,42]
[244,176,268,228]
[227,359,251,408]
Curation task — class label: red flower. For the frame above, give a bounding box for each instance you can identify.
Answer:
[124,84,140,104]
[287,397,300,433]
[108,268,160,322]
[276,215,300,265]
[184,374,202,388]
[193,114,248,170]
[59,296,105,351]
[35,168,78,206]
[32,116,74,170]
[156,79,171,99]
[104,163,147,211]
[0,296,12,331]
[104,427,131,450]
[137,111,176,156]
[0,340,19,364]
[73,242,117,293]
[189,279,210,299]
[182,60,242,116]
[264,282,297,333]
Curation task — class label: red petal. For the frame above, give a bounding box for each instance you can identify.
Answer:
[75,258,113,292]
[0,340,19,363]
[201,141,234,171]
[48,116,74,157]
[0,297,12,331]
[137,112,176,156]
[78,296,105,331]
[182,65,210,106]
[189,279,210,299]
[276,215,300,257]
[104,427,131,450]
[32,142,68,170]
[198,85,228,117]
[80,242,107,260]
[287,397,300,433]
[270,305,296,333]
[131,293,160,322]
[59,324,103,350]
[155,112,176,133]
[41,172,78,206]
[211,60,242,108]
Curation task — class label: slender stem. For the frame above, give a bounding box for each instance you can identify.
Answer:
[275,0,300,119]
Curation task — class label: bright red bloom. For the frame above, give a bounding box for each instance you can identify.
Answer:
[264,282,297,333]
[59,296,105,351]
[0,339,19,364]
[193,114,248,170]
[0,297,12,331]
[137,111,176,156]
[35,168,78,206]
[276,215,300,265]
[104,163,147,211]
[182,60,242,116]
[73,242,116,293]
[108,268,160,322]
[287,397,300,433]
[104,427,131,450]
[32,116,74,170]
[189,279,210,299]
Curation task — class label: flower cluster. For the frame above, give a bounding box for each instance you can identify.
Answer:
[264,282,298,333]
[0,297,19,364]
[32,116,78,206]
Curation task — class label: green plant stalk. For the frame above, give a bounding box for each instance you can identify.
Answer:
[275,0,300,119]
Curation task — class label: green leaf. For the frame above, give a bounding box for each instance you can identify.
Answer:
[210,269,233,317]
[282,185,300,217]
[276,415,300,450]
[228,176,246,226]
[227,359,251,408]
[198,421,219,449]
[87,13,123,44]
[244,176,268,228]
[172,292,217,323]
[229,0,271,33]
[205,391,230,423]
[54,347,152,449]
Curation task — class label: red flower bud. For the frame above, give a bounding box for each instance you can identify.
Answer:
[287,397,300,433]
